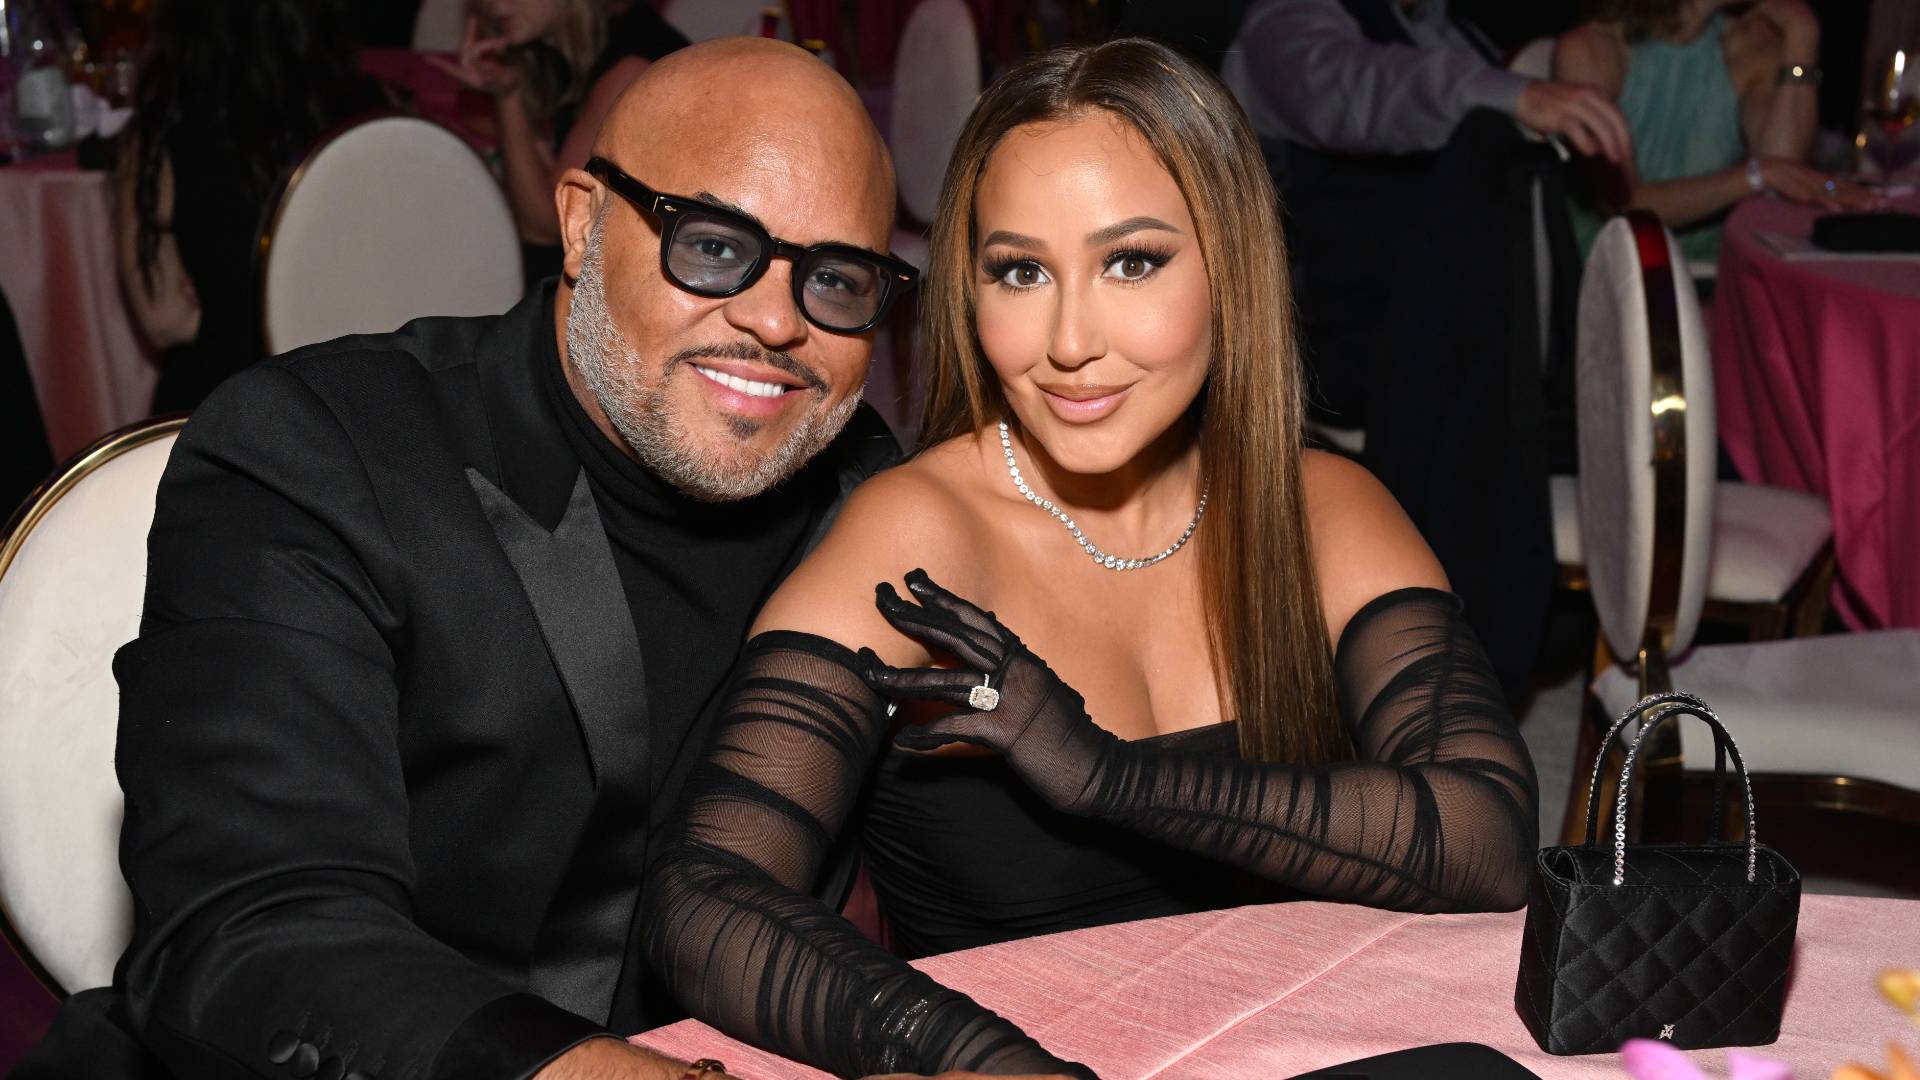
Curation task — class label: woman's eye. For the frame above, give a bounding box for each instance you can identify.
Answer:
[1103,251,1164,281]
[994,261,1050,289]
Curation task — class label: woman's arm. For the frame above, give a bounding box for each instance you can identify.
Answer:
[645,474,1091,1080]
[112,135,201,351]
[430,17,562,245]
[863,457,1538,914]
[1730,0,1818,161]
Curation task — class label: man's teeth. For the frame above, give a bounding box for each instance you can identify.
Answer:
[693,364,789,399]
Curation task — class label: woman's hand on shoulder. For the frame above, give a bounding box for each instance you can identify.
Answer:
[1300,450,1448,646]
[751,455,991,667]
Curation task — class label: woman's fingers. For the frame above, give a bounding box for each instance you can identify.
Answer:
[903,569,1007,642]
[874,581,1002,670]
[893,714,996,752]
[859,650,987,706]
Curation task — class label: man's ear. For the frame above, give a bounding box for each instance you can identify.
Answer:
[555,168,602,281]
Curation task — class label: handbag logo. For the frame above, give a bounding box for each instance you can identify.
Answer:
[1660,1024,1676,1040]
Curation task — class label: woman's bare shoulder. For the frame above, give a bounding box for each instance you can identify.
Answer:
[1555,21,1628,98]
[1300,450,1449,643]
[751,433,994,663]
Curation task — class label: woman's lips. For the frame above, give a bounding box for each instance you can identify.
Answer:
[1039,384,1132,423]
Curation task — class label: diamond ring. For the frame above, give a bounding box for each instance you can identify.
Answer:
[967,673,1000,711]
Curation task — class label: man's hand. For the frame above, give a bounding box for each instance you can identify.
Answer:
[1515,80,1633,165]
[534,1038,730,1080]
[1756,158,1886,211]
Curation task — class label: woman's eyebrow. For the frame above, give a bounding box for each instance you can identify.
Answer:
[1085,216,1181,247]
[981,229,1046,250]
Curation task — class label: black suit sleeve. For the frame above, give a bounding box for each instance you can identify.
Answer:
[114,365,606,1080]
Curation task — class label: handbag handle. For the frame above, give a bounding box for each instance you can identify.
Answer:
[1606,698,1759,885]
[1581,690,1727,847]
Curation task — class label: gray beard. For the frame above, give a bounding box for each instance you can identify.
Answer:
[565,213,862,502]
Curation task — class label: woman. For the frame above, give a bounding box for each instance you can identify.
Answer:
[433,0,686,279]
[645,39,1538,1079]
[1557,0,1880,262]
[114,0,384,413]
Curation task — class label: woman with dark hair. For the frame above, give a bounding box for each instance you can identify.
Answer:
[642,38,1537,1079]
[1557,0,1880,262]
[113,0,384,413]
[432,0,686,280]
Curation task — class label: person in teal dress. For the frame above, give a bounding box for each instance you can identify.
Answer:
[1558,0,1880,266]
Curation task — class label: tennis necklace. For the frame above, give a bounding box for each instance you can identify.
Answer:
[998,420,1208,572]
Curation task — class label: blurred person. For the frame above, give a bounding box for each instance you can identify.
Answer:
[645,37,1537,1079]
[432,0,688,281]
[1557,0,1881,264]
[113,0,385,414]
[18,38,941,1080]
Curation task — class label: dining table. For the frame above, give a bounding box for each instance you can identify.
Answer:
[634,895,1920,1079]
[0,149,158,463]
[1712,191,1920,631]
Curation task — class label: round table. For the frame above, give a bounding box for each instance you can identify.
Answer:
[0,152,158,462]
[634,895,1920,1078]
[1712,193,1920,630]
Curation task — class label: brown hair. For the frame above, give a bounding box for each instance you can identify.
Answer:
[512,0,607,119]
[915,38,1346,766]
[1584,0,1683,41]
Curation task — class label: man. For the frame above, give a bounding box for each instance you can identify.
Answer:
[22,38,912,1080]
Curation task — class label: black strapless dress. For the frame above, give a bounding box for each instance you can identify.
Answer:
[861,724,1296,959]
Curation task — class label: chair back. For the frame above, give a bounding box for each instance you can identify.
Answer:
[411,0,466,52]
[260,115,523,356]
[1575,212,1716,681]
[0,417,185,996]
[661,0,787,42]
[891,0,980,226]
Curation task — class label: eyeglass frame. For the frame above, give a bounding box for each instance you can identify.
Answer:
[584,156,920,335]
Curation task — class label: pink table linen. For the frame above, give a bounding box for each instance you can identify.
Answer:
[0,153,158,461]
[634,895,1920,1079]
[1712,194,1920,630]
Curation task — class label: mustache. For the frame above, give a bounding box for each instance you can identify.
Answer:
[669,342,828,394]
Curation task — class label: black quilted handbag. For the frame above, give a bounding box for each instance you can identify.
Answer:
[1515,691,1801,1055]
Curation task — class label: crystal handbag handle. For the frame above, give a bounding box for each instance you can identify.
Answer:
[1606,699,1759,886]
[1581,690,1727,847]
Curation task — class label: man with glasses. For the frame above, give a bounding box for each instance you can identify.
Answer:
[20,38,935,1080]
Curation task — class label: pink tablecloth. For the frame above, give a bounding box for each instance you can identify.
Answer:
[635,895,1920,1079]
[0,153,158,461]
[1712,195,1920,630]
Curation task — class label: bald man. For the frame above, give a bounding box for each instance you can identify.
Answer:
[19,39,924,1080]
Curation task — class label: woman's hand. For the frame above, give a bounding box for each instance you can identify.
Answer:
[427,16,522,97]
[1756,158,1885,210]
[857,570,1110,815]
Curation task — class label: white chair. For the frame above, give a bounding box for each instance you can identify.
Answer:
[411,0,466,52]
[0,417,185,995]
[889,0,980,267]
[661,0,788,43]
[1559,213,1920,850]
[260,115,524,356]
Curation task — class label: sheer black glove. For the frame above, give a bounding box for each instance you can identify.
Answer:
[860,570,1539,913]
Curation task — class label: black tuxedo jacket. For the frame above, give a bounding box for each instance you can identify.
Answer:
[30,288,898,1080]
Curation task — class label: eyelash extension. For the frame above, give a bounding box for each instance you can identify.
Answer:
[1104,244,1177,273]
[981,254,1039,281]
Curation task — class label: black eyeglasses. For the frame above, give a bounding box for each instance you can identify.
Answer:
[585,156,920,335]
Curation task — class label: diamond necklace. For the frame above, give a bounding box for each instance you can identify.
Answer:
[998,420,1209,572]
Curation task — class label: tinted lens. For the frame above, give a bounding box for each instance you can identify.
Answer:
[799,251,887,330]
[665,210,765,293]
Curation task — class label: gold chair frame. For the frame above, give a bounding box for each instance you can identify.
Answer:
[0,415,186,998]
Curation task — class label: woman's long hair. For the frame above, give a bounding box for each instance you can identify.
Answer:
[916,38,1346,766]
[1584,0,1684,41]
[509,0,607,121]
[126,0,372,290]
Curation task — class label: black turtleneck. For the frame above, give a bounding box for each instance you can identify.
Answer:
[536,327,834,801]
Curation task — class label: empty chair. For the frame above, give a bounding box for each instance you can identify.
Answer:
[411,0,465,52]
[661,0,785,43]
[888,0,979,273]
[1560,212,1920,856]
[0,417,185,995]
[260,115,524,355]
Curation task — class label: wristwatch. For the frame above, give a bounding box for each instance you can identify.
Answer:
[1745,157,1766,194]
[1777,63,1821,85]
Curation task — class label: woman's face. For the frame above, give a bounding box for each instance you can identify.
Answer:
[972,111,1211,477]
[477,0,562,45]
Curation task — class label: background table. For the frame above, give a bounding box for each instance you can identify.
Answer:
[636,895,1920,1079]
[0,152,158,462]
[1712,193,1920,630]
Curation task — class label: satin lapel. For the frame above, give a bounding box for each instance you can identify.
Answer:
[466,466,649,1022]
